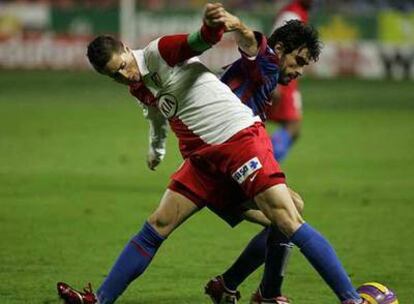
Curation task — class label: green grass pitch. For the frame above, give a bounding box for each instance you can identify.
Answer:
[0,71,413,303]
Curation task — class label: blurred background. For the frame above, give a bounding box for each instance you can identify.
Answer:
[1,0,414,79]
[1,1,413,304]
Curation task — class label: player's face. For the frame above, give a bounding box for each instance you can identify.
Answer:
[277,46,310,85]
[102,46,140,85]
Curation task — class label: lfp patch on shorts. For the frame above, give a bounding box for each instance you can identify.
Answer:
[232,157,262,184]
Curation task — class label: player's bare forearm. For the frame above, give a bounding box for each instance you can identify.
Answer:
[211,5,258,57]
[233,22,258,57]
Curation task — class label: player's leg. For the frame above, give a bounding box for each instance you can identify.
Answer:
[250,188,303,302]
[254,227,292,301]
[220,226,268,289]
[207,188,304,302]
[57,189,199,304]
[95,189,200,303]
[222,189,304,291]
[205,224,267,304]
[255,184,364,303]
[204,202,268,304]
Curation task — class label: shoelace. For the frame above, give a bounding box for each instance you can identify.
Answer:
[83,283,93,294]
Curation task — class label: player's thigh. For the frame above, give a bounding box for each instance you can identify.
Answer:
[148,189,200,237]
[254,183,304,237]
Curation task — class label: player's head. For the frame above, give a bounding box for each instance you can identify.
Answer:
[87,35,140,85]
[268,20,321,85]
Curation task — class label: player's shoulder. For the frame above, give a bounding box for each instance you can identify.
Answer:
[256,41,277,64]
[142,37,161,57]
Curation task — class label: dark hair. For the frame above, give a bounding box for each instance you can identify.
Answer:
[86,35,123,72]
[268,20,321,62]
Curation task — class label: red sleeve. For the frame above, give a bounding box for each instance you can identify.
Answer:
[158,24,224,67]
[129,82,157,107]
[158,34,196,67]
[200,23,225,45]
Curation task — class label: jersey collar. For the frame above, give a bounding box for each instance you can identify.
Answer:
[132,49,150,77]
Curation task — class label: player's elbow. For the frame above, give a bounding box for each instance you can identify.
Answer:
[239,44,258,57]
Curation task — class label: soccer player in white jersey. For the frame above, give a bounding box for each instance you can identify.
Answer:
[57,3,367,304]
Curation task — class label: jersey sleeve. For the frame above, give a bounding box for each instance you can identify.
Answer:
[237,32,268,83]
[157,24,224,67]
[142,104,168,161]
[141,24,224,85]
[238,31,268,61]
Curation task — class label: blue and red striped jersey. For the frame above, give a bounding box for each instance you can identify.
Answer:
[220,32,279,120]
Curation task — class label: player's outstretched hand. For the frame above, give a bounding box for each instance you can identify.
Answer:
[203,3,241,32]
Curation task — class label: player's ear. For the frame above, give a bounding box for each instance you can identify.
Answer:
[274,42,284,58]
[117,42,127,54]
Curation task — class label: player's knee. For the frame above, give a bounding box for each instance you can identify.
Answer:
[255,184,304,237]
[147,210,176,236]
[274,209,304,237]
[259,199,304,236]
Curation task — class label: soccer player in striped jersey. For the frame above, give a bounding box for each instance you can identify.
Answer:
[205,18,315,304]
[205,3,315,303]
[56,3,367,304]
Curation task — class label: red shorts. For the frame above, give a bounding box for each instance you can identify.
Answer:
[267,83,302,122]
[168,122,286,221]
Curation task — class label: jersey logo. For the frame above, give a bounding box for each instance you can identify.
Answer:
[157,94,178,118]
[232,157,262,184]
[249,172,259,182]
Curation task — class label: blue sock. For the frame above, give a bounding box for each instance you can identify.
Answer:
[97,222,165,304]
[290,223,361,302]
[271,128,293,162]
[222,227,267,290]
[260,226,293,298]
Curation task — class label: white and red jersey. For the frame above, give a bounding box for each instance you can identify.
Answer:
[130,33,260,159]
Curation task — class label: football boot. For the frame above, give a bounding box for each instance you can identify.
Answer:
[57,282,97,304]
[342,299,370,304]
[205,276,241,304]
[250,289,291,304]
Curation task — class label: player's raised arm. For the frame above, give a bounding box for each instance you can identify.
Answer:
[157,3,226,67]
[217,8,259,57]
